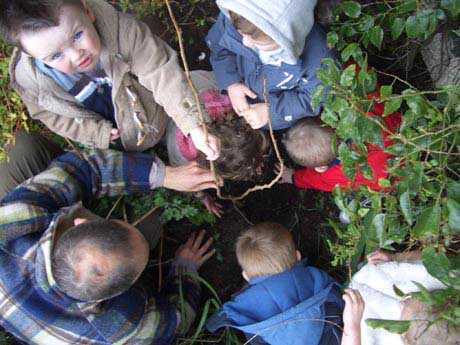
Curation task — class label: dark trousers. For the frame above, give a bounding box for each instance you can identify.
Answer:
[0,131,64,199]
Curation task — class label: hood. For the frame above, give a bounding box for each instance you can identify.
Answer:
[207,261,342,345]
[217,0,317,64]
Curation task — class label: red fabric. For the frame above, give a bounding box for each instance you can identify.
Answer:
[293,91,402,192]
[175,90,232,161]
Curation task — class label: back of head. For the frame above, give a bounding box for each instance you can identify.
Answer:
[200,116,271,181]
[236,222,297,279]
[0,0,83,44]
[401,297,460,345]
[283,118,335,168]
[52,219,139,302]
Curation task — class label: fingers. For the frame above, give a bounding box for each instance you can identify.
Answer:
[197,236,214,257]
[199,248,216,266]
[192,230,206,251]
[243,86,257,99]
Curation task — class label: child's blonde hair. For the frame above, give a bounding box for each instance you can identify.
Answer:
[283,118,336,167]
[228,11,275,44]
[236,222,297,279]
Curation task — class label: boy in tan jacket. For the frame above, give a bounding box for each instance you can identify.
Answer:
[1,0,220,183]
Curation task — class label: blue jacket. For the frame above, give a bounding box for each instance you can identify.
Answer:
[206,10,336,129]
[206,261,344,345]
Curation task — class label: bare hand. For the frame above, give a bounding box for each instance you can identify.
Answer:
[275,163,293,184]
[342,289,365,336]
[228,83,257,114]
[110,128,120,141]
[164,161,218,192]
[176,230,215,269]
[190,127,220,161]
[240,103,269,129]
[367,249,395,265]
[198,192,223,218]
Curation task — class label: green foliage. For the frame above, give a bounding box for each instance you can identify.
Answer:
[318,0,460,333]
[366,319,411,334]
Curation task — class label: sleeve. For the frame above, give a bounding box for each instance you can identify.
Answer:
[293,166,351,192]
[0,149,161,243]
[206,13,242,91]
[120,14,201,135]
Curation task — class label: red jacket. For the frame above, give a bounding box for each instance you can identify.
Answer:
[293,92,401,192]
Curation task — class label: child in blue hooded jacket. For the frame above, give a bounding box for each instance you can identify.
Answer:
[206,222,364,345]
[206,0,336,130]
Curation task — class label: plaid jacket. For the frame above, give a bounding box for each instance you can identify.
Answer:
[0,150,200,344]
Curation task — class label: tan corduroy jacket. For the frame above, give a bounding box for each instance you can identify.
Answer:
[9,0,201,151]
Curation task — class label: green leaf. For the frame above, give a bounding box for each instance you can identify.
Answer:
[441,0,460,17]
[405,15,418,38]
[412,205,441,238]
[378,178,391,188]
[372,213,386,246]
[311,85,325,110]
[340,64,356,87]
[341,43,361,62]
[396,0,416,14]
[391,17,405,39]
[399,191,413,226]
[447,180,460,203]
[447,199,460,232]
[366,319,411,334]
[321,108,339,127]
[342,1,361,18]
[422,247,452,287]
[327,31,339,48]
[393,284,406,297]
[384,98,403,115]
[380,85,393,98]
[338,142,357,179]
[369,26,384,49]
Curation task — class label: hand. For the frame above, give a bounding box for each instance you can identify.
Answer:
[227,83,257,114]
[176,230,215,269]
[275,163,293,184]
[197,192,223,218]
[189,127,220,161]
[240,103,269,129]
[342,289,365,336]
[110,128,120,141]
[367,249,395,265]
[164,161,218,192]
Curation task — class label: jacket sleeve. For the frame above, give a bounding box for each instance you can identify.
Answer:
[206,13,242,91]
[119,14,201,135]
[0,149,162,244]
[293,166,350,192]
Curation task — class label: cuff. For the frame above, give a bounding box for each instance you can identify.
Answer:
[149,157,166,189]
[171,257,198,276]
[95,122,113,149]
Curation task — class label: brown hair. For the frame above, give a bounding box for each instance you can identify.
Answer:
[228,11,275,44]
[283,118,336,167]
[199,116,271,181]
[236,222,297,279]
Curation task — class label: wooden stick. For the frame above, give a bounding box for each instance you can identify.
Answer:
[132,205,160,227]
[106,195,123,220]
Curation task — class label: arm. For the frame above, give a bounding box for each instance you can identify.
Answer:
[341,289,364,345]
[0,149,162,243]
[120,14,200,135]
[206,13,242,91]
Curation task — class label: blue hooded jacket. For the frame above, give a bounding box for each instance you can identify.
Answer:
[206,261,344,345]
[206,0,336,130]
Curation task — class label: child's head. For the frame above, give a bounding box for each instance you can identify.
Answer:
[199,116,271,181]
[228,11,280,52]
[283,118,336,172]
[236,222,301,281]
[1,0,101,75]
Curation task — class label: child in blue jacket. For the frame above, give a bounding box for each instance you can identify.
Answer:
[206,222,363,345]
[206,0,336,130]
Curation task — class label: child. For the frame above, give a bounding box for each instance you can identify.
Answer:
[206,0,336,130]
[280,92,402,192]
[1,0,219,160]
[206,222,346,345]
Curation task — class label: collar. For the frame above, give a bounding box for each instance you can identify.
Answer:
[248,259,308,285]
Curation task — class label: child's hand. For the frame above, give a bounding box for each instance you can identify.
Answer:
[367,249,395,265]
[196,192,223,218]
[175,230,215,270]
[228,83,257,114]
[190,127,220,161]
[241,103,269,129]
[342,289,365,336]
[275,163,293,184]
[110,129,120,141]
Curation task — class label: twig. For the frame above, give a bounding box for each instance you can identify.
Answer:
[232,202,254,226]
[106,195,123,220]
[65,137,85,160]
[132,205,160,227]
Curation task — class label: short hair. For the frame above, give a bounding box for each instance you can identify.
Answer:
[228,11,275,44]
[236,222,297,279]
[52,220,140,302]
[0,0,84,44]
[199,116,271,181]
[283,118,336,167]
